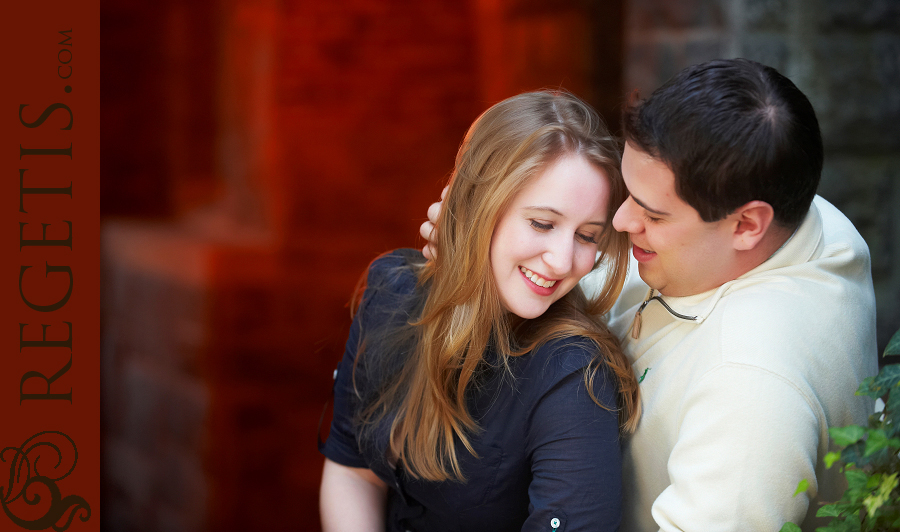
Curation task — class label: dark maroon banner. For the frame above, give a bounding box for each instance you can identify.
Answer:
[0,2,99,531]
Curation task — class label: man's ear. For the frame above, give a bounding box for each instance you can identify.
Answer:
[730,200,775,251]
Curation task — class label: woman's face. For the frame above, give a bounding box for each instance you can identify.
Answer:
[490,154,611,319]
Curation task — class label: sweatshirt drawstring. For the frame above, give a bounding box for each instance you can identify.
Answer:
[631,290,699,339]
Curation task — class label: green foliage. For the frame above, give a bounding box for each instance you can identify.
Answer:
[780,348,900,532]
[884,330,900,358]
[795,479,811,497]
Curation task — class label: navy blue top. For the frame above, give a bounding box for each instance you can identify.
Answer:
[321,249,623,532]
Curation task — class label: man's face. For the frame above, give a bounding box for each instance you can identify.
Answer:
[612,143,737,297]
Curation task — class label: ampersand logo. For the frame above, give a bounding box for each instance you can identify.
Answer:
[0,431,91,530]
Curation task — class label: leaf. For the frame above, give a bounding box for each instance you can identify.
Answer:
[884,387,900,437]
[824,451,842,469]
[845,469,869,492]
[843,513,862,530]
[884,329,900,357]
[863,428,900,457]
[873,365,900,392]
[862,473,898,521]
[856,376,879,398]
[817,503,847,518]
[779,523,802,532]
[815,517,859,532]
[856,364,900,399]
[864,429,889,457]
[793,478,809,497]
[838,441,866,467]
[830,425,866,447]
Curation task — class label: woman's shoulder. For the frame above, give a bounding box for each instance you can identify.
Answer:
[358,248,427,321]
[518,336,600,379]
[510,335,618,410]
[364,248,425,295]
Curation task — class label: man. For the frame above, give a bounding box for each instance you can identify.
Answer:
[421,59,878,531]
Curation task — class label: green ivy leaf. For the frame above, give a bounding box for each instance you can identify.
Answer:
[863,472,898,519]
[792,478,809,497]
[824,451,841,469]
[885,387,900,437]
[817,503,846,518]
[864,429,890,457]
[856,364,900,399]
[844,513,863,530]
[838,441,866,467]
[884,329,900,357]
[816,516,859,532]
[845,469,869,492]
[779,523,802,532]
[873,365,900,390]
[866,472,883,489]
[830,425,866,447]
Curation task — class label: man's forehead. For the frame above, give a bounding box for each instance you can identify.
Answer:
[622,143,677,216]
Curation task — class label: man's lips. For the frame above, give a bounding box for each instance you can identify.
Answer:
[632,244,656,262]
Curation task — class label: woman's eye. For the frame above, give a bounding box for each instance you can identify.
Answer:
[577,233,599,244]
[530,220,553,231]
[643,213,662,223]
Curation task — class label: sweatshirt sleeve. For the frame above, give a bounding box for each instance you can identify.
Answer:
[651,363,819,532]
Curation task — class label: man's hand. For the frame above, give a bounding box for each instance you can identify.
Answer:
[420,186,447,260]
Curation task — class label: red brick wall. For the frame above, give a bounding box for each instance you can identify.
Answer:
[101,1,623,530]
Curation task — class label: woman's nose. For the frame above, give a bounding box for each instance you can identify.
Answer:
[542,235,574,277]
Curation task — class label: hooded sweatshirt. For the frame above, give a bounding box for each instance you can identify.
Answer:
[584,195,878,532]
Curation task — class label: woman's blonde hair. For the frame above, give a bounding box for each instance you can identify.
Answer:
[353,90,639,482]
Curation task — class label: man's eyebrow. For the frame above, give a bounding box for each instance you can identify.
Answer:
[523,206,606,226]
[631,195,669,216]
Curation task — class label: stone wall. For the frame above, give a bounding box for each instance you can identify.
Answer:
[623,0,900,358]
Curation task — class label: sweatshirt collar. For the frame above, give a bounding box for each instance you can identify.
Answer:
[631,201,823,331]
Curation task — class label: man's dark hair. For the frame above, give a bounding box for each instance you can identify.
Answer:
[622,58,823,228]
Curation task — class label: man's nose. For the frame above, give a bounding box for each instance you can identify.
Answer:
[613,196,641,234]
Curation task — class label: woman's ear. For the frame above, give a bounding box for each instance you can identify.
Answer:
[730,200,775,251]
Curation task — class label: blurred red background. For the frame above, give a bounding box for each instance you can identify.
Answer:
[100,0,624,530]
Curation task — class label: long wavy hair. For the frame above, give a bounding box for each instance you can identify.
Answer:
[353,90,639,482]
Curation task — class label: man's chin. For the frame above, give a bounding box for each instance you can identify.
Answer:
[636,264,663,292]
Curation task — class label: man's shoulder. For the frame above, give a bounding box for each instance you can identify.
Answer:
[813,195,869,251]
[720,196,873,324]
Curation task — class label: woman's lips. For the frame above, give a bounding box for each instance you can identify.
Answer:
[632,244,657,262]
[518,266,560,296]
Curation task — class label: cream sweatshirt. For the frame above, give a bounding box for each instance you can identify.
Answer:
[583,196,879,532]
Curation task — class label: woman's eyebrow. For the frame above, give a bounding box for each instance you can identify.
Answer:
[523,206,563,216]
[524,206,606,226]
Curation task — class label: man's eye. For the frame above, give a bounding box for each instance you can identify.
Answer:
[530,220,553,231]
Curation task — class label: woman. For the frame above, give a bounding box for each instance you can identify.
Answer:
[319,91,639,532]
